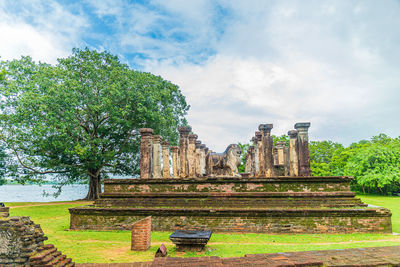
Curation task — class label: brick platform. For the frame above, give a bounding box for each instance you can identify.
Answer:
[77,246,400,266]
[70,177,392,233]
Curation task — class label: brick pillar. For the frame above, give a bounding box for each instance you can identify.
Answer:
[178,126,191,178]
[195,140,202,177]
[259,124,274,177]
[139,128,154,179]
[288,130,299,176]
[161,140,171,178]
[188,134,197,177]
[131,216,151,251]
[295,122,311,176]
[152,135,162,178]
[200,144,206,177]
[170,146,179,178]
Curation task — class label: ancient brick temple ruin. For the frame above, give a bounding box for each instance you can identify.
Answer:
[69,123,392,233]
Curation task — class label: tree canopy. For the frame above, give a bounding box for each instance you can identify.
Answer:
[310,134,400,195]
[0,48,189,199]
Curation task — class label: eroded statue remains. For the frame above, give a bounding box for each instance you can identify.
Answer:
[207,144,242,177]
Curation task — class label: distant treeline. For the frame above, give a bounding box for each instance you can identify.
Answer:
[309,133,400,195]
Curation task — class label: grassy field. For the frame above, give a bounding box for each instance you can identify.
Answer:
[6,195,400,263]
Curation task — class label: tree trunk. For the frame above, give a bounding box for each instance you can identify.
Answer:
[85,170,102,200]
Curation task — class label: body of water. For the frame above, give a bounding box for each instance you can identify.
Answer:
[0,184,90,202]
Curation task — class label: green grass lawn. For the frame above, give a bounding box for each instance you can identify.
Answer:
[6,195,400,263]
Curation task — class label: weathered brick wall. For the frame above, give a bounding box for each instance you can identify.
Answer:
[103,177,353,193]
[131,216,151,251]
[95,195,365,208]
[70,207,392,233]
[0,207,9,217]
[0,216,74,266]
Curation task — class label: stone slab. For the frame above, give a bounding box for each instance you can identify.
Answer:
[170,230,212,251]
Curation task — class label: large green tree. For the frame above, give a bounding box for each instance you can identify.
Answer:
[0,48,189,199]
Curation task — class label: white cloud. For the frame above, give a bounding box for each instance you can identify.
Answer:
[1,0,400,151]
[145,0,400,150]
[0,0,87,64]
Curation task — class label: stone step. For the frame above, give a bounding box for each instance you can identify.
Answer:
[59,257,74,267]
[29,244,74,267]
[99,191,357,198]
[103,177,353,194]
[33,250,61,265]
[29,246,57,263]
[95,197,366,208]
[37,244,55,252]
[45,252,65,266]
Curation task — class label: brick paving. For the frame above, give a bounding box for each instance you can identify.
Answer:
[77,245,400,266]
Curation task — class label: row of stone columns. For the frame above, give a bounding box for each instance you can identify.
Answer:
[139,128,173,179]
[177,126,209,178]
[244,122,311,177]
[139,122,311,179]
[139,126,210,179]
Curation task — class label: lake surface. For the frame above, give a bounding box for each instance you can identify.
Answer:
[0,184,90,202]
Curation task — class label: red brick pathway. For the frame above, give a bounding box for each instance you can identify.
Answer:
[77,245,400,266]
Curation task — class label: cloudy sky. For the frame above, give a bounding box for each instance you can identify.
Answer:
[1,0,399,151]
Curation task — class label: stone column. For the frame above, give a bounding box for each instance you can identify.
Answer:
[294,122,311,176]
[273,147,278,166]
[204,146,210,176]
[139,128,154,179]
[253,135,260,176]
[244,146,254,174]
[288,130,299,176]
[161,140,171,178]
[195,140,202,177]
[276,141,286,166]
[188,134,197,177]
[259,124,274,177]
[255,130,264,177]
[170,146,179,178]
[250,145,256,176]
[152,135,162,178]
[284,145,290,176]
[178,126,191,178]
[200,144,206,177]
